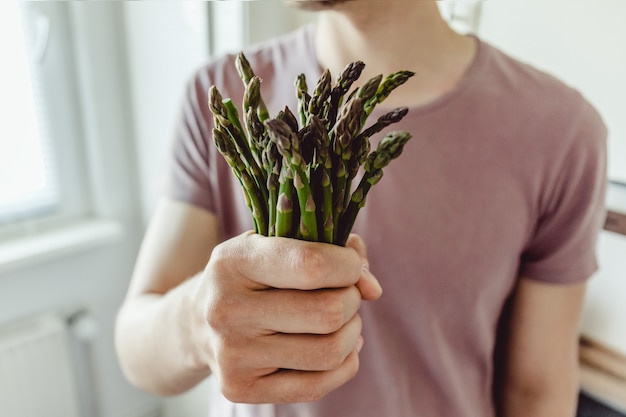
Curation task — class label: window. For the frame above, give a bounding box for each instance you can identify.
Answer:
[0,1,58,223]
[0,2,89,236]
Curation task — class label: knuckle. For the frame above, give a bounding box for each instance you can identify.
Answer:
[207,243,231,276]
[219,377,251,404]
[316,336,345,370]
[205,293,234,330]
[209,238,230,261]
[292,245,326,287]
[300,353,360,403]
[317,294,346,333]
[211,339,238,370]
[208,235,249,277]
[213,346,252,402]
[300,387,325,403]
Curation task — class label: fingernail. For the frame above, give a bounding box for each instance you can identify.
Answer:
[356,336,364,353]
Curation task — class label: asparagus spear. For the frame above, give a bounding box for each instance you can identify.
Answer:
[235,52,270,121]
[295,74,310,127]
[329,97,364,239]
[211,86,269,216]
[282,105,300,134]
[266,118,319,241]
[243,76,265,156]
[310,115,334,243]
[346,106,410,189]
[327,61,366,127]
[209,51,415,246]
[358,107,409,142]
[213,127,268,235]
[263,139,281,236]
[363,70,415,119]
[309,69,332,120]
[275,165,295,238]
[337,130,412,245]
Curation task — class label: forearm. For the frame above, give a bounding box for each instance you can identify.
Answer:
[500,357,580,417]
[499,278,586,417]
[499,334,579,417]
[114,273,210,396]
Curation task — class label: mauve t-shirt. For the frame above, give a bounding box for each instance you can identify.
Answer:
[168,25,607,417]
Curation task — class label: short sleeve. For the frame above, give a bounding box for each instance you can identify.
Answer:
[166,70,216,212]
[519,99,608,284]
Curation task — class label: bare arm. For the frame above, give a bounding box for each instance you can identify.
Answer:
[499,277,587,417]
[115,198,382,400]
[114,199,220,395]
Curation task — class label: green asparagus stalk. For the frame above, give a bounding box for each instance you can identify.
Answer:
[235,52,270,121]
[309,69,332,120]
[363,70,415,119]
[222,98,269,207]
[243,77,265,154]
[346,107,410,192]
[209,51,414,245]
[264,140,281,236]
[213,127,268,234]
[327,61,366,127]
[276,165,295,238]
[266,119,319,241]
[337,131,412,245]
[282,105,300,135]
[295,74,310,127]
[357,107,409,142]
[310,115,334,243]
[329,97,364,239]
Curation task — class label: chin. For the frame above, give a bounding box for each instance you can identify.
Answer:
[285,0,353,11]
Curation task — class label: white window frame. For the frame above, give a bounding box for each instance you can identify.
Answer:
[0,2,91,241]
[0,1,143,274]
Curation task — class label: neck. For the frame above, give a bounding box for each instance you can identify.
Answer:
[313,1,477,108]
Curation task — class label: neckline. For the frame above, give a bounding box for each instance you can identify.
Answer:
[302,24,488,118]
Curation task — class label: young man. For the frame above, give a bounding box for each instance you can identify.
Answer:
[115,1,607,416]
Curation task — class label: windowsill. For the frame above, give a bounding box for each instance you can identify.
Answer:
[0,219,123,275]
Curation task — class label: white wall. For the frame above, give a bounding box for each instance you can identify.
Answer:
[477,0,626,184]
[245,1,314,46]
[123,2,210,226]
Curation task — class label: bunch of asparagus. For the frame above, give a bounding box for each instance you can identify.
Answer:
[208,52,414,246]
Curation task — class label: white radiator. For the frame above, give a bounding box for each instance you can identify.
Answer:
[0,314,80,417]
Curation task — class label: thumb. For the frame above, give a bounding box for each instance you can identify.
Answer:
[345,234,382,301]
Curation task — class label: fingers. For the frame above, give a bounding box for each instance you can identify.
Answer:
[205,285,362,337]
[219,339,363,404]
[201,232,379,404]
[252,286,362,334]
[252,314,362,371]
[258,348,361,404]
[215,232,364,290]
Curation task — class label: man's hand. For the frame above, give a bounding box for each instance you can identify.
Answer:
[189,232,382,404]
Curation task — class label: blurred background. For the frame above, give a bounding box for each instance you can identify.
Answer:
[0,1,624,417]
